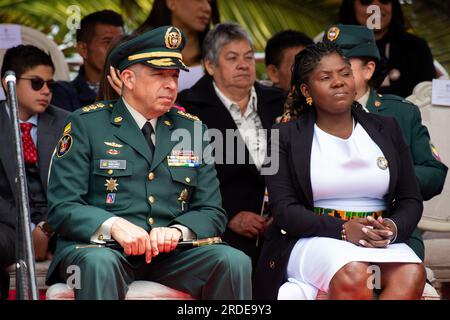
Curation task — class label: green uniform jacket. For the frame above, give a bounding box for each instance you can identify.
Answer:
[366,89,447,201]
[46,98,227,284]
[366,89,448,260]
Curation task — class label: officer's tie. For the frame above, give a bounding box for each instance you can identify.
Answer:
[141,121,155,156]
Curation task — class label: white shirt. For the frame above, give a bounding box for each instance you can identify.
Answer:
[311,120,390,212]
[91,98,194,243]
[213,82,267,170]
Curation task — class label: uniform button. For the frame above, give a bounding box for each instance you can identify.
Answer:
[148,196,155,204]
[147,217,154,225]
[280,229,287,235]
[108,170,113,175]
[98,234,104,241]
[269,260,276,269]
[148,172,155,181]
[185,177,191,184]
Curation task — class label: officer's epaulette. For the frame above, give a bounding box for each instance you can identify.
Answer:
[175,109,200,121]
[378,93,415,106]
[81,101,114,114]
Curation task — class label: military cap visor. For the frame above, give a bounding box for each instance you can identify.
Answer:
[322,24,381,61]
[109,26,189,72]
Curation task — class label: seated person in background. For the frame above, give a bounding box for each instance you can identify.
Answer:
[322,24,448,261]
[135,0,220,92]
[254,42,425,300]
[177,22,285,267]
[45,26,252,300]
[0,45,69,272]
[51,10,124,111]
[339,0,436,98]
[264,30,313,92]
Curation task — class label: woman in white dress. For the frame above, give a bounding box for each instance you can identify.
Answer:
[253,42,426,300]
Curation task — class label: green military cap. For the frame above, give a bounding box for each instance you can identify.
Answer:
[322,24,380,61]
[109,25,188,72]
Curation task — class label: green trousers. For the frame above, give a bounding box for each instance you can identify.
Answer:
[58,244,252,300]
[408,228,425,261]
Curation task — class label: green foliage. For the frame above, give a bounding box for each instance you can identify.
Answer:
[0,0,448,75]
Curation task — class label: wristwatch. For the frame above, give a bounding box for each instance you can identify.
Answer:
[37,221,54,238]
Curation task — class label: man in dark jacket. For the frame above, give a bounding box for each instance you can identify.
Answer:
[51,10,124,111]
[177,23,285,266]
[0,45,68,299]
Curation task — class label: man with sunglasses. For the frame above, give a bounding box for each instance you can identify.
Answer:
[0,45,68,299]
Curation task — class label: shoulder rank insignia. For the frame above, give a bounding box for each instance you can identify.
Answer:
[81,102,107,113]
[63,122,72,134]
[177,110,200,121]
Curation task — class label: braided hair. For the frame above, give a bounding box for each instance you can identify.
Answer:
[284,42,355,120]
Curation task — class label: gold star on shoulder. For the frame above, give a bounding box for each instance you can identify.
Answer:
[105,178,119,192]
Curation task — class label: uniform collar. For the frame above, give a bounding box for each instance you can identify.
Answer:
[122,97,157,131]
[357,89,371,112]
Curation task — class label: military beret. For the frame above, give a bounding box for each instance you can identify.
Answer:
[322,24,380,61]
[109,25,188,72]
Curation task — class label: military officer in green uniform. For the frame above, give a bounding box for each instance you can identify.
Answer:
[323,24,448,260]
[46,26,252,300]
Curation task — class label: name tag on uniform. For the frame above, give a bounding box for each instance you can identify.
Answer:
[167,150,200,167]
[99,159,127,170]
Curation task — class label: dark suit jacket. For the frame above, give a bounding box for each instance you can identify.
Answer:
[51,66,97,112]
[253,106,423,299]
[0,101,69,229]
[177,75,285,262]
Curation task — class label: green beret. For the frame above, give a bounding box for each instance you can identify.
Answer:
[322,24,380,61]
[109,25,188,72]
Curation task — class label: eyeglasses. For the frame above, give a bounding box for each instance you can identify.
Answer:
[358,0,392,5]
[19,77,55,91]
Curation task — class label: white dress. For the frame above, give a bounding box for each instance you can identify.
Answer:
[278,121,421,300]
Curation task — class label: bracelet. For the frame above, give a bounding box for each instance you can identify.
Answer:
[340,224,347,241]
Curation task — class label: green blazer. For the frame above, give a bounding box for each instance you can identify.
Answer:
[46,98,226,284]
[366,89,447,201]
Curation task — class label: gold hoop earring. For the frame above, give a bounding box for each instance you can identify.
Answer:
[306,96,313,106]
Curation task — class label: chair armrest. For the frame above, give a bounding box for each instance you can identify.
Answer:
[419,216,450,232]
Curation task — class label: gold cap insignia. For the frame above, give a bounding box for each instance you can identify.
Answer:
[165,27,182,49]
[327,27,340,41]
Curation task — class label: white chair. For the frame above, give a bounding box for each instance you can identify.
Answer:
[406,80,450,297]
[0,24,70,99]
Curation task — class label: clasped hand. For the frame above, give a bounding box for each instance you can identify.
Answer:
[344,216,396,248]
[111,218,181,264]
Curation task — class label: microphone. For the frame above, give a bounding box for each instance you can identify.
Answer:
[5,71,18,111]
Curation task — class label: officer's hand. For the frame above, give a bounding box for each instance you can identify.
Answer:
[107,66,122,96]
[111,218,151,258]
[147,227,181,263]
[228,211,267,239]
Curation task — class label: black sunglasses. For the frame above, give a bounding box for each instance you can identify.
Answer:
[359,0,392,5]
[19,77,55,91]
